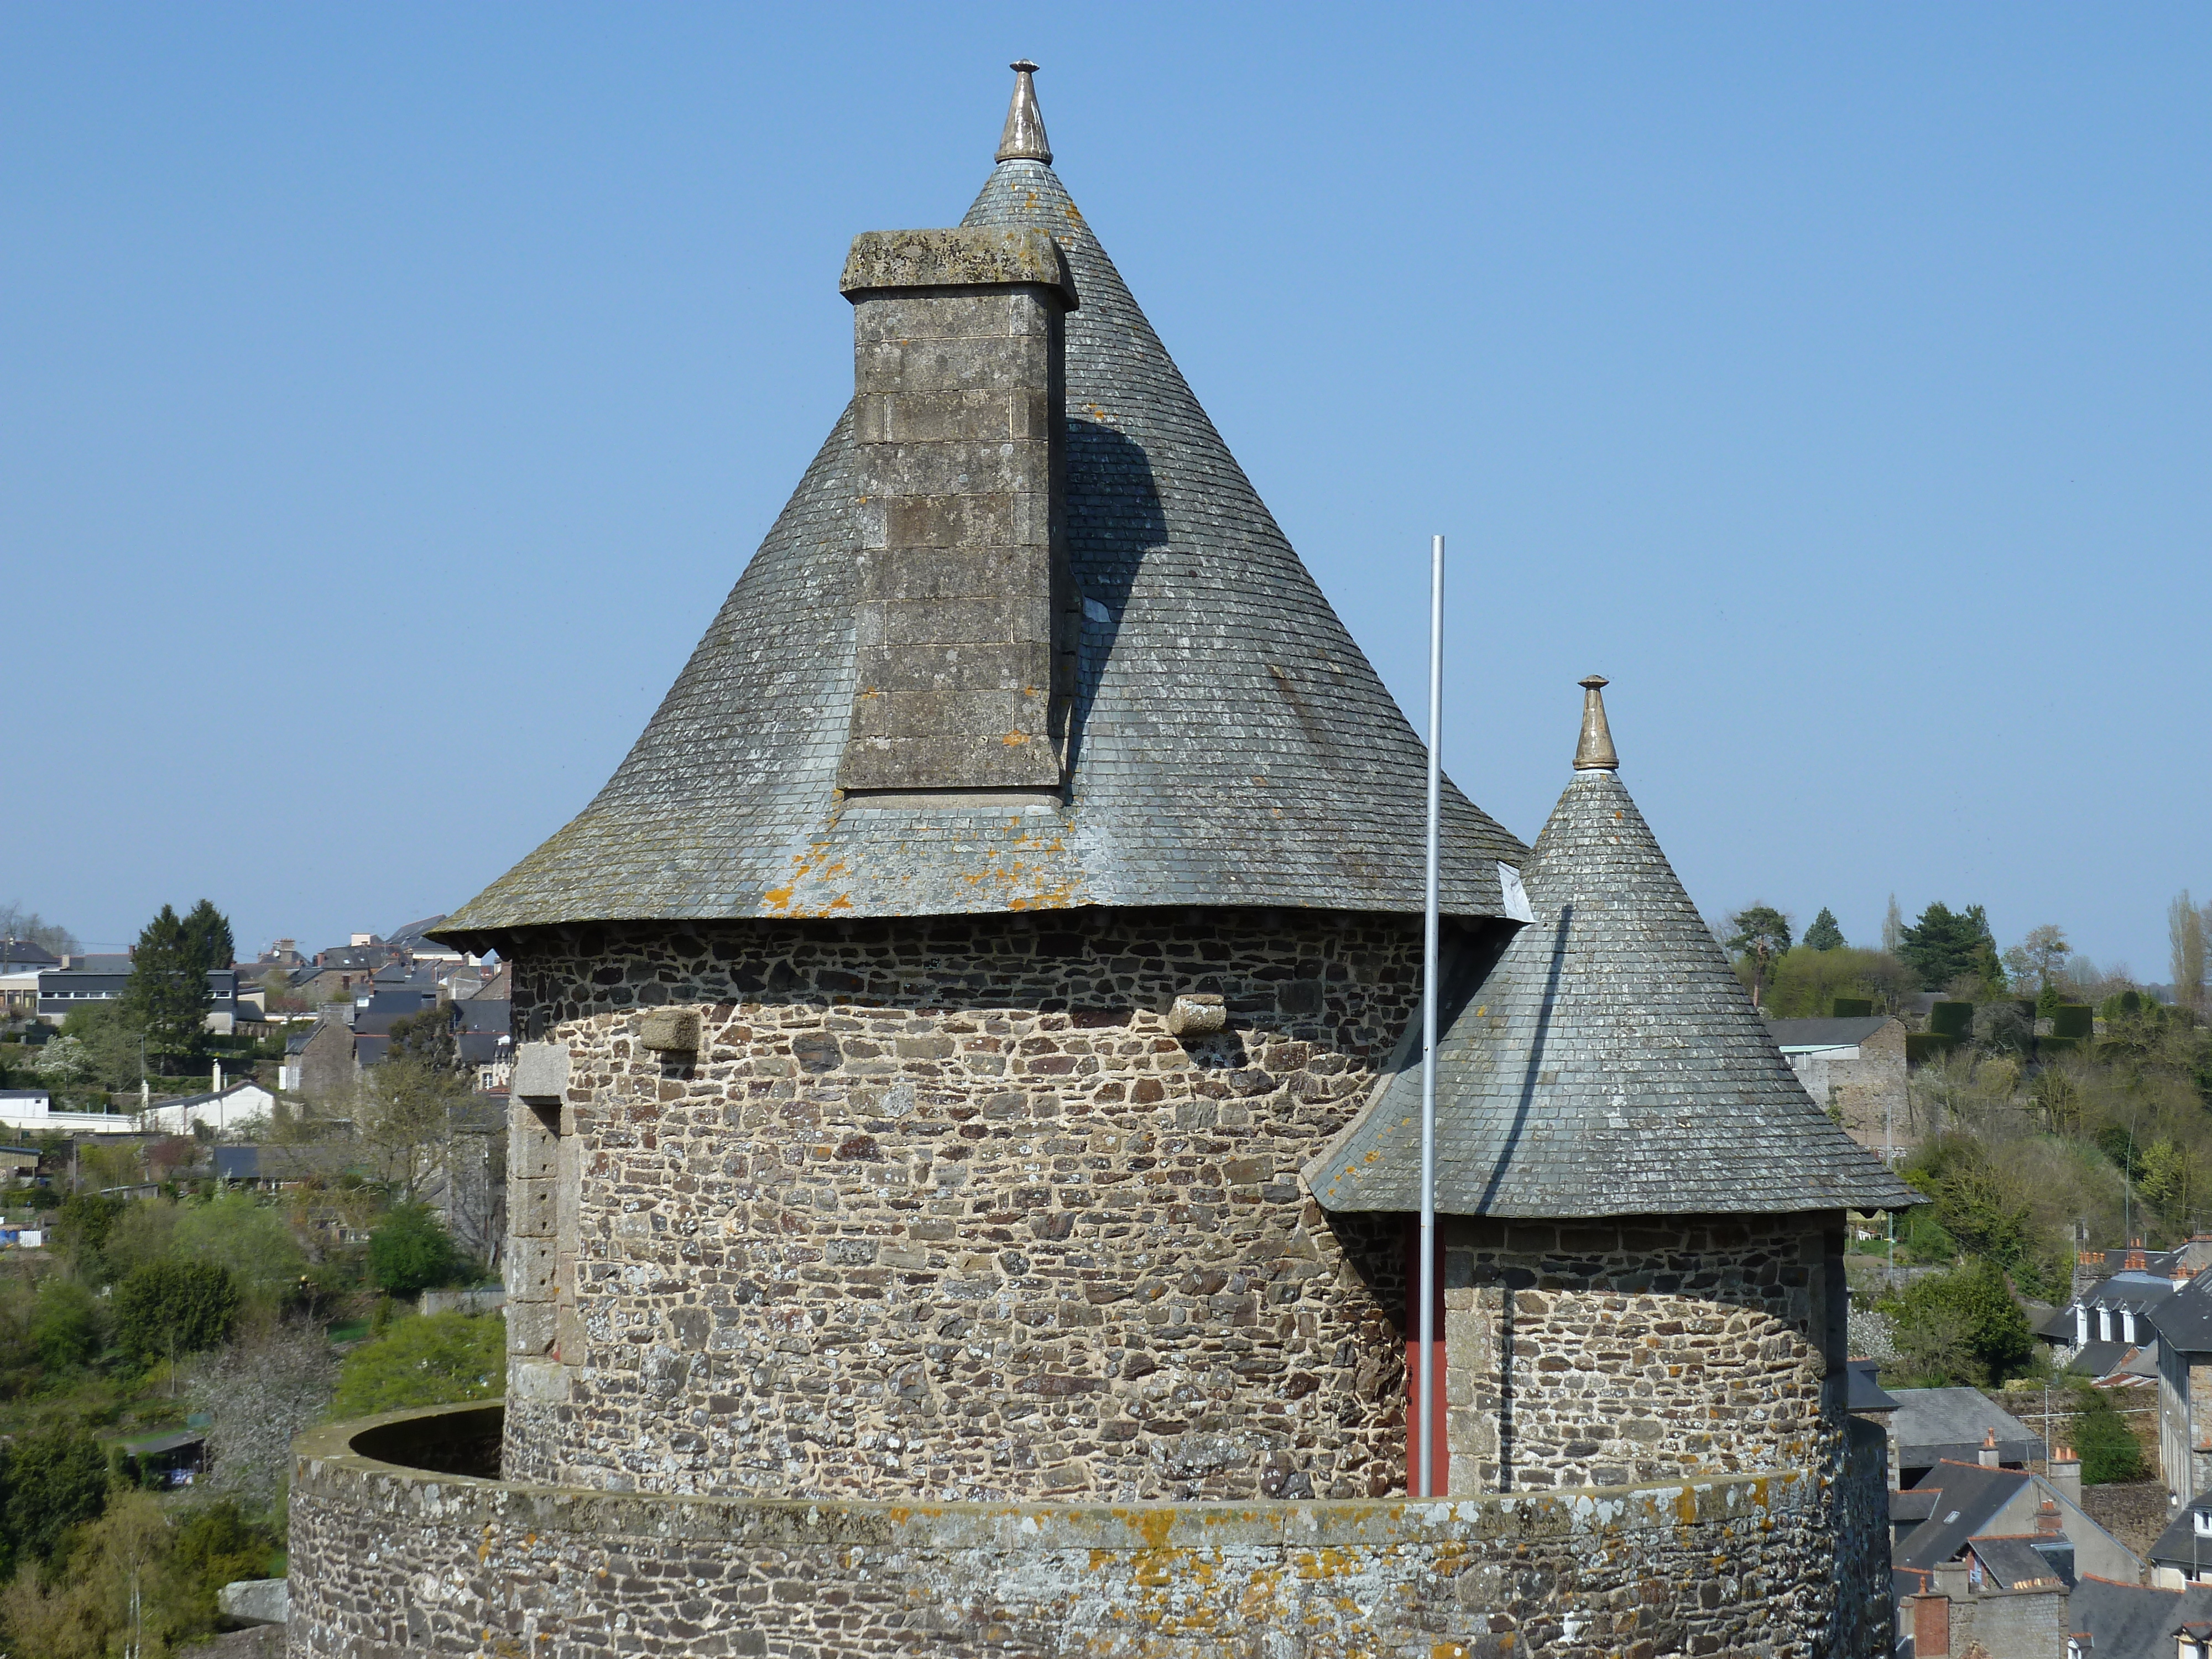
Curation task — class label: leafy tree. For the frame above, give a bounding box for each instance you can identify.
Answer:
[2139,1138,2195,1220]
[121,904,211,1070]
[1761,945,1919,1018]
[367,1204,463,1296]
[1898,902,1998,993]
[1803,908,1845,952]
[387,1004,459,1073]
[54,1192,126,1274]
[1,1423,108,1567]
[1883,894,1906,955]
[2068,1385,2147,1484]
[29,1278,105,1370]
[1725,904,1793,1008]
[358,1052,469,1202]
[2002,924,2072,996]
[179,899,235,977]
[56,998,148,1092]
[1891,1259,2033,1385]
[171,1192,305,1304]
[113,1260,240,1363]
[1903,1136,2033,1269]
[332,1311,505,1417]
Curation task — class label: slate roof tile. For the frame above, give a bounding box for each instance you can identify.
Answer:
[439,111,1522,940]
[1305,713,1918,1217]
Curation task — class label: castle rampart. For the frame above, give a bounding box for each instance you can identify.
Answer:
[290,1401,1858,1658]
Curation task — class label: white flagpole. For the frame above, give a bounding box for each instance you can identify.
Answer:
[1419,533,1443,1498]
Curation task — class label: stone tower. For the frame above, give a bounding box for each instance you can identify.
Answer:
[435,60,1527,1505]
[288,67,1916,1659]
[1310,675,1914,1499]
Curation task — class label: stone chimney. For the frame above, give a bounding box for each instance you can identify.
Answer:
[2037,1496,2063,1537]
[2046,1443,2081,1505]
[835,75,1080,798]
[1979,1427,2000,1467]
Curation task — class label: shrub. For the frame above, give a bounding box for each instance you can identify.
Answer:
[1890,1259,2032,1386]
[29,1277,104,1370]
[2052,1004,2095,1041]
[173,1192,305,1302]
[2040,1034,2079,1056]
[2069,1385,2147,1484]
[332,1312,505,1418]
[1906,1032,1957,1065]
[367,1206,463,1297]
[2,1423,108,1567]
[113,1260,240,1362]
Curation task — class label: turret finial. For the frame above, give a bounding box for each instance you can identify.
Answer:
[1573,675,1619,770]
[996,60,1052,164]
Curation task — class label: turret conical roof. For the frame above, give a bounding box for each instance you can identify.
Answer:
[440,77,1523,941]
[1306,693,1917,1217]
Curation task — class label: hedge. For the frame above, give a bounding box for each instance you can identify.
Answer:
[1830,997,1874,1019]
[1906,1032,1957,1065]
[2052,1004,2095,1041]
[1929,1001,1975,1041]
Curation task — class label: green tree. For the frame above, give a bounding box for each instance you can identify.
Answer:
[1762,945,1919,1018]
[332,1311,505,1417]
[113,1260,240,1363]
[1892,1259,2033,1385]
[172,1193,305,1305]
[121,904,211,1071]
[1,1423,109,1567]
[1898,902,1998,993]
[2068,1385,2147,1484]
[1726,904,1794,1009]
[29,1278,105,1371]
[358,1053,469,1201]
[1803,908,1845,952]
[179,899,235,977]
[367,1205,462,1296]
[1883,894,1906,954]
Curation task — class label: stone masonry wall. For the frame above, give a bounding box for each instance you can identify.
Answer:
[290,1402,1858,1659]
[504,911,1426,1504]
[1441,1213,1848,1494]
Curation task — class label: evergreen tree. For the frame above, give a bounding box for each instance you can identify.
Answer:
[1898,901,1999,992]
[1804,908,1845,952]
[179,899,234,975]
[1725,905,1793,1009]
[121,904,211,1070]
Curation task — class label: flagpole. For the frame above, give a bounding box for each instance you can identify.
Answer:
[1419,533,1443,1498]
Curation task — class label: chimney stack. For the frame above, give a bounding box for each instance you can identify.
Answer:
[2046,1444,2081,1505]
[1979,1427,2000,1468]
[836,221,1078,796]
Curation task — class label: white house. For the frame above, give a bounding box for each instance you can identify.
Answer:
[0,1087,146,1136]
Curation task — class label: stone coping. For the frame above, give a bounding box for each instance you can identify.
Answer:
[296,1400,1818,1550]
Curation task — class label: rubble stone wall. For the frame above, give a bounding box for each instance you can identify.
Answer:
[1440,1213,1848,1494]
[289,1402,1857,1659]
[503,911,1426,1503]
[499,914,1854,1512]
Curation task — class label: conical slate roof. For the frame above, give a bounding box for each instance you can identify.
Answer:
[1305,696,1917,1217]
[438,82,1522,941]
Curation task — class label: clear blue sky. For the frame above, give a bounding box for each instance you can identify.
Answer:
[4,5,2205,974]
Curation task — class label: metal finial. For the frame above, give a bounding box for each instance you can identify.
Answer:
[996,60,1052,164]
[1573,675,1619,770]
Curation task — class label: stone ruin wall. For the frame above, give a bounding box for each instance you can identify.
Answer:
[503,910,1425,1503]
[289,1403,1856,1659]
[499,910,1854,1515]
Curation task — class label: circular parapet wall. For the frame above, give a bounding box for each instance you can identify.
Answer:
[290,1402,1859,1657]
